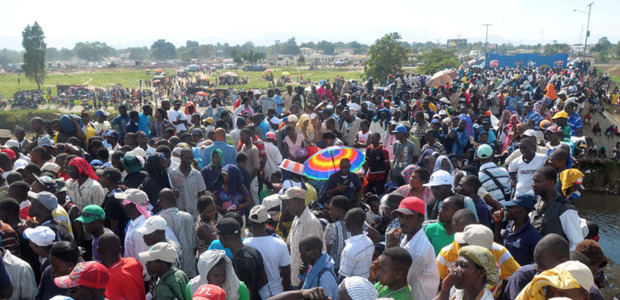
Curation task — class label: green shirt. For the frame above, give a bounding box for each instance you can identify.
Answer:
[375,282,414,300]
[424,222,454,256]
[185,280,250,300]
[154,267,189,300]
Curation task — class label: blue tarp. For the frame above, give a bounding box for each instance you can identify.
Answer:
[486,53,568,69]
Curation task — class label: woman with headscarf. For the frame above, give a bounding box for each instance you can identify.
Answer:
[434,155,456,175]
[296,114,314,143]
[214,164,252,216]
[187,250,250,300]
[369,108,391,145]
[434,245,499,300]
[184,101,197,119]
[140,152,172,207]
[200,149,223,193]
[515,260,593,300]
[66,156,105,208]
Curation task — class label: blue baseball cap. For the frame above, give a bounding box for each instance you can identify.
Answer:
[103,130,119,140]
[431,118,441,124]
[505,194,537,211]
[392,125,408,134]
[95,110,109,118]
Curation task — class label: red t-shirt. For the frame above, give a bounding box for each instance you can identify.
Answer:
[105,257,145,300]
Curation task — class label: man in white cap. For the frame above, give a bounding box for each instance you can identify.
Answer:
[23,226,55,271]
[244,205,291,298]
[337,276,378,300]
[281,187,324,286]
[139,242,189,300]
[137,215,183,271]
[118,189,156,261]
[424,170,455,220]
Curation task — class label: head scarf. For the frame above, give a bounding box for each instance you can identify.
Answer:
[211,149,223,167]
[373,108,392,129]
[417,148,435,167]
[121,199,151,218]
[434,155,455,175]
[69,157,98,180]
[222,164,244,193]
[515,261,593,300]
[189,250,240,300]
[185,101,196,115]
[559,169,584,196]
[459,245,499,286]
[296,114,313,135]
[144,153,171,189]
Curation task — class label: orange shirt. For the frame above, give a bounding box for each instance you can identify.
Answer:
[105,257,145,300]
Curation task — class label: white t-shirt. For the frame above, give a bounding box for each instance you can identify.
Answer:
[508,153,547,196]
[244,235,291,298]
[168,109,187,132]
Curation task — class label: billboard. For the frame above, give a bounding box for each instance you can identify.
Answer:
[447,39,467,48]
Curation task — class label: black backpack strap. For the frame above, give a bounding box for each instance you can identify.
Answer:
[482,168,511,201]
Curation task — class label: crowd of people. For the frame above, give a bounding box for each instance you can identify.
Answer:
[0,63,615,300]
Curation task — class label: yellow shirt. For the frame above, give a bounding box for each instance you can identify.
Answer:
[52,205,73,235]
[437,240,520,280]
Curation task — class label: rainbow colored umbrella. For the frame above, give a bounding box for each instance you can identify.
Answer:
[304,146,365,180]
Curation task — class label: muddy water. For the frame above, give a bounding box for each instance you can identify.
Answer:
[576,192,620,298]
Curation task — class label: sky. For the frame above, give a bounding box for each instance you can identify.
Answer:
[1,0,619,50]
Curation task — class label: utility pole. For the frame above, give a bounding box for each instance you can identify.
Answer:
[584,2,593,59]
[574,2,593,61]
[483,24,492,52]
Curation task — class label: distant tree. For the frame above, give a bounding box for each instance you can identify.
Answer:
[197,44,215,59]
[300,41,316,49]
[150,39,176,60]
[230,48,243,64]
[591,37,612,53]
[364,32,408,82]
[297,54,305,65]
[615,41,620,58]
[127,47,148,60]
[46,47,59,61]
[280,38,300,55]
[22,22,46,90]
[348,41,369,54]
[58,48,74,60]
[242,50,265,64]
[74,41,113,62]
[0,49,23,66]
[595,51,610,63]
[543,42,570,55]
[317,40,335,55]
[418,48,459,74]
[186,40,199,49]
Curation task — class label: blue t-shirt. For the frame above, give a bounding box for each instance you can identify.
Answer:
[567,112,582,136]
[138,113,151,137]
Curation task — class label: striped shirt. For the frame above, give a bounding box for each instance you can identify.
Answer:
[478,162,512,202]
[339,233,374,278]
[158,207,197,278]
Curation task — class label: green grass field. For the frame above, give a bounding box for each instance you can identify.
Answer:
[0,66,365,98]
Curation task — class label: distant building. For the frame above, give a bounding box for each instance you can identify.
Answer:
[447,39,467,49]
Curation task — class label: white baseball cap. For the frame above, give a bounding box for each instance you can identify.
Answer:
[5,140,19,149]
[248,205,270,224]
[136,216,167,235]
[454,224,494,249]
[138,242,177,263]
[423,170,454,187]
[115,189,149,206]
[23,226,55,247]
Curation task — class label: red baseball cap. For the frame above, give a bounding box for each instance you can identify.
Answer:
[1,148,15,160]
[54,261,110,290]
[193,284,226,300]
[393,197,425,216]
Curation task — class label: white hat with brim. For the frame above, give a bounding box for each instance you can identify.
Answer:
[138,242,177,263]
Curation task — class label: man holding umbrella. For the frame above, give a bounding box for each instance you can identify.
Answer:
[322,158,362,205]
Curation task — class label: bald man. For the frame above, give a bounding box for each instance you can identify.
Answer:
[202,128,237,165]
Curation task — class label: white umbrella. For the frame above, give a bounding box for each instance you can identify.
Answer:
[427,69,458,87]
